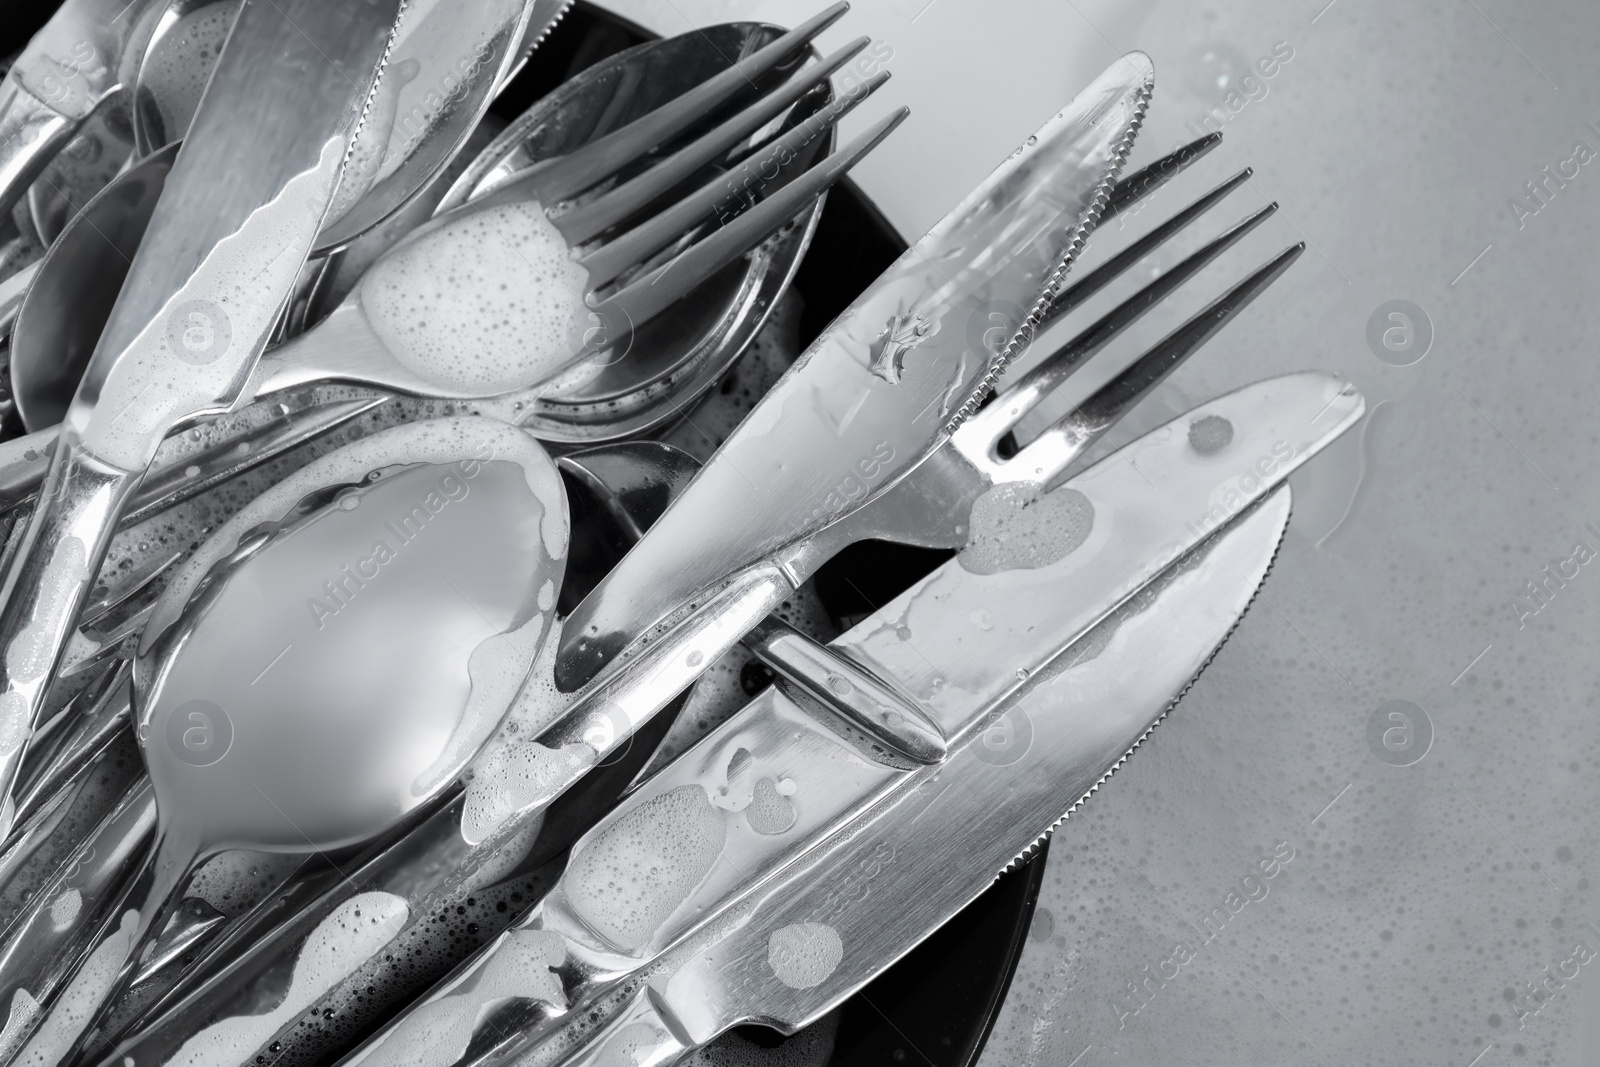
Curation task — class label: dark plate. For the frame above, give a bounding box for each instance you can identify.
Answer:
[497,7,1047,1066]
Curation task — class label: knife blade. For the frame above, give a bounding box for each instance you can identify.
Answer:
[335,373,1361,1067]
[570,488,1290,1067]
[0,0,405,838]
[554,51,1157,692]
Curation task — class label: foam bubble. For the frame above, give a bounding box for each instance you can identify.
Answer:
[360,201,591,395]
[959,483,1095,575]
[139,2,241,142]
[0,990,39,1063]
[46,889,80,931]
[15,909,137,1066]
[766,923,844,990]
[566,785,727,952]
[350,928,566,1067]
[162,892,407,1067]
[460,741,594,845]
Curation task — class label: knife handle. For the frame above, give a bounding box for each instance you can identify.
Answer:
[543,565,793,758]
[554,987,695,1067]
[0,438,140,838]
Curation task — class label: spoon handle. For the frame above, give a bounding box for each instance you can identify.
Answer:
[1,808,198,1067]
[0,442,142,841]
[0,79,95,222]
[0,777,155,1065]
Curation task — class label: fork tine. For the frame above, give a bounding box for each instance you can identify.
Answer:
[579,70,892,289]
[1007,242,1305,486]
[1103,131,1222,221]
[556,37,873,244]
[526,3,852,205]
[13,662,130,834]
[964,199,1278,445]
[592,106,908,330]
[78,551,181,635]
[1037,166,1253,335]
[63,601,156,679]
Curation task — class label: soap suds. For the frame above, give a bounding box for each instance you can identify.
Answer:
[162,892,407,1067]
[566,785,727,952]
[361,201,590,395]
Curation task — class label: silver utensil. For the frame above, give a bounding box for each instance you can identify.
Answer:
[341,369,1361,1067]
[0,0,403,841]
[89,441,699,1067]
[567,493,1292,1067]
[0,0,161,221]
[25,92,137,248]
[0,416,568,1066]
[130,0,543,256]
[429,19,857,443]
[552,51,1152,693]
[211,169,1328,1064]
[84,126,1264,1057]
[10,142,176,432]
[229,5,902,419]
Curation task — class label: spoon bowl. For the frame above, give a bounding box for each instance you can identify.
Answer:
[135,416,568,852]
[0,417,568,1063]
[235,13,894,444]
[10,143,178,431]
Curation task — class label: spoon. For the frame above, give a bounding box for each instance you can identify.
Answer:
[0,416,568,1066]
[229,11,897,423]
[10,143,177,431]
[82,440,701,1066]
[11,20,873,443]
[130,0,545,255]
[0,0,166,220]
[431,19,853,443]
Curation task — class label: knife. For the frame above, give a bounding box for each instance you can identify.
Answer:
[334,373,1360,1067]
[554,51,1157,692]
[566,489,1290,1067]
[0,0,404,839]
[0,0,160,220]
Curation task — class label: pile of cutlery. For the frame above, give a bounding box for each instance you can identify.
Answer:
[0,2,1364,1066]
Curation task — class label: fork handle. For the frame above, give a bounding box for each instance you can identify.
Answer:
[0,437,140,839]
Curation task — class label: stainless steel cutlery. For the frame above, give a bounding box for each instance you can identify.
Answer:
[0,0,403,842]
[0,6,1374,1066]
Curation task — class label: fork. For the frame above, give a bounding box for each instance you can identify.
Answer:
[540,130,1305,767]
[87,134,1302,1067]
[234,3,908,408]
[276,135,1315,1067]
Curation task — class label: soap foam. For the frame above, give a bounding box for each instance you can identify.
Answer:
[566,785,727,952]
[765,923,844,990]
[360,201,591,395]
[15,908,137,1067]
[0,990,39,1063]
[460,740,594,845]
[162,892,407,1067]
[139,2,241,142]
[958,483,1095,575]
[350,928,566,1067]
